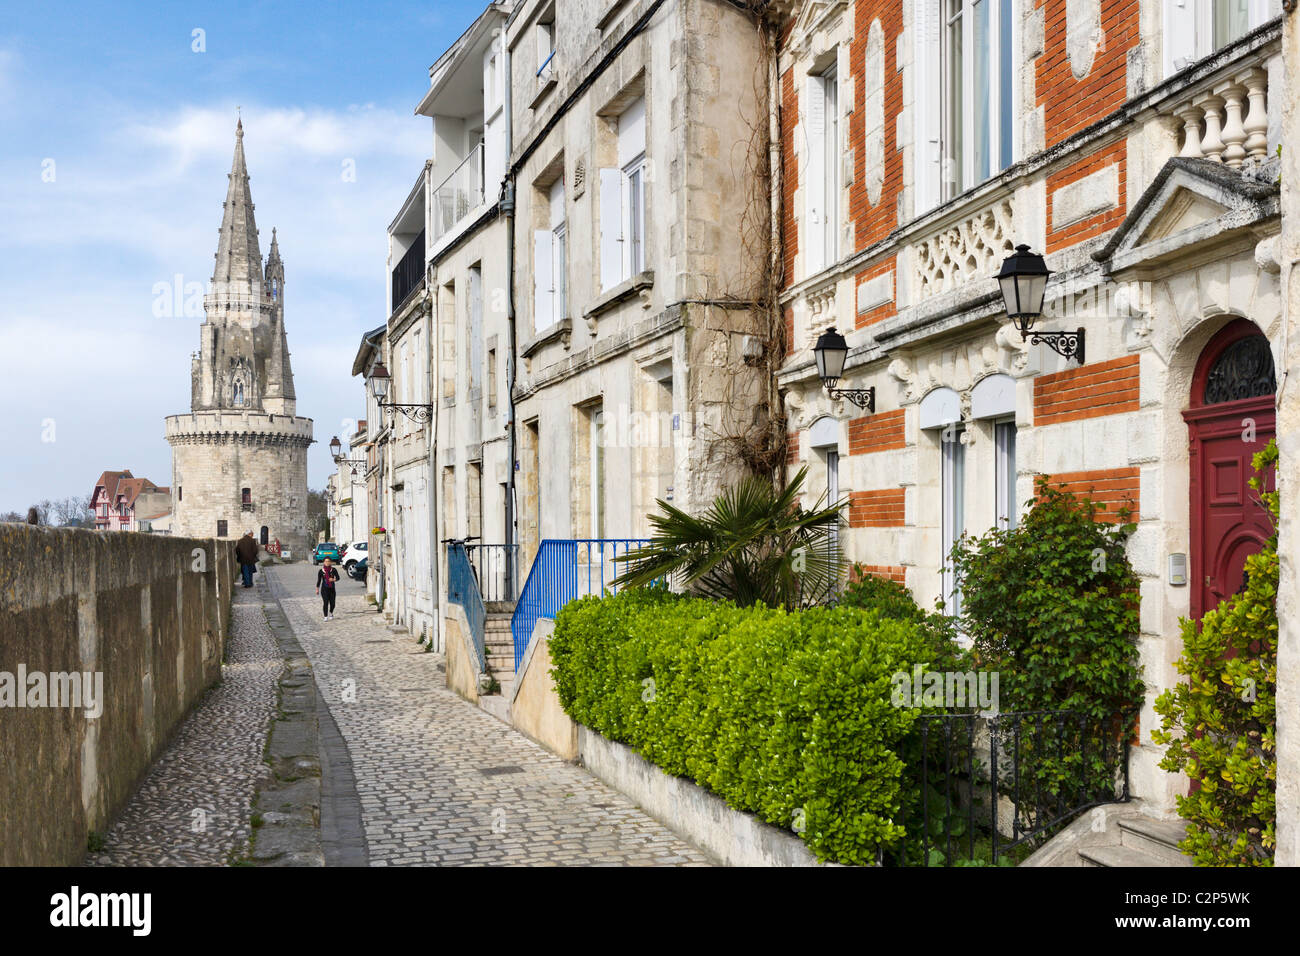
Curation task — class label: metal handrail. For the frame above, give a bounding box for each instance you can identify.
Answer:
[510,538,650,671]
[446,542,486,672]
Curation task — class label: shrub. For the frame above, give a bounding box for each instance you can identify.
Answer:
[549,588,953,865]
[948,475,1144,720]
[947,478,1145,839]
[1152,440,1277,866]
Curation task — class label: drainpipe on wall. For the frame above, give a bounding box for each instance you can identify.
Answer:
[503,37,519,597]
[425,175,441,649]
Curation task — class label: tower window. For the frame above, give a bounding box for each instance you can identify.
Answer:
[217,520,228,537]
[242,487,251,504]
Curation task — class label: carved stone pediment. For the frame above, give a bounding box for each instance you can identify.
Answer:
[786,0,849,56]
[1094,157,1279,280]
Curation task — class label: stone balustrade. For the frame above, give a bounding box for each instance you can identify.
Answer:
[1169,66,1269,168]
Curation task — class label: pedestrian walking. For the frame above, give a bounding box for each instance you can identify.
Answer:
[317,558,339,620]
[235,530,260,588]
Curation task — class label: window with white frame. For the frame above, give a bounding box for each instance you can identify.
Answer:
[941,423,966,617]
[537,7,557,83]
[599,97,647,290]
[972,373,1017,531]
[994,419,1017,530]
[921,386,965,617]
[804,60,840,273]
[1163,0,1270,77]
[915,0,1015,211]
[533,177,566,332]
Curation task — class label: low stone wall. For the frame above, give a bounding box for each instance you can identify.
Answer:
[443,605,479,705]
[578,728,828,867]
[509,620,578,760]
[0,525,234,865]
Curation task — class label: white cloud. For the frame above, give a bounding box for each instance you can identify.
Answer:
[0,98,429,508]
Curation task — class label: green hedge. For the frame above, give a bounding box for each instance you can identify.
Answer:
[549,587,944,865]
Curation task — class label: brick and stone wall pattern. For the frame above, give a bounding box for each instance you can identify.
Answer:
[1034,355,1139,425]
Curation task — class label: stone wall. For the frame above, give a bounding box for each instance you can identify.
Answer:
[0,525,234,866]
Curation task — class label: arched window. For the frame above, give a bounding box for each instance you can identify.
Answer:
[260,526,269,545]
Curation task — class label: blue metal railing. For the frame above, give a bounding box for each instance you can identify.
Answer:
[446,542,487,672]
[511,538,649,671]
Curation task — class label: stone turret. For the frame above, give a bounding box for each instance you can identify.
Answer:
[166,119,313,556]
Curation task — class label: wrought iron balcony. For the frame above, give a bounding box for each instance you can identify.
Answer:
[391,229,426,314]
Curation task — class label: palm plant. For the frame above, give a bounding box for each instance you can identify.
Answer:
[611,467,847,608]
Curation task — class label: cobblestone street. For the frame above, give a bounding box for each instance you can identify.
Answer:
[267,563,713,866]
[85,577,281,866]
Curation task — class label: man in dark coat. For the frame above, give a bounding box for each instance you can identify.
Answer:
[235,531,260,588]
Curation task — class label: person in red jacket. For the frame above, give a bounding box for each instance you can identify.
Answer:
[316,558,339,620]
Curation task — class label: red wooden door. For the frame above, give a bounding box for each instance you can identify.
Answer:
[1183,320,1277,622]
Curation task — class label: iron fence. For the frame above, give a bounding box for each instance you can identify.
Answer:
[890,709,1136,866]
[466,543,518,604]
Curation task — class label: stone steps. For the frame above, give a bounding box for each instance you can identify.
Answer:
[1079,817,1192,867]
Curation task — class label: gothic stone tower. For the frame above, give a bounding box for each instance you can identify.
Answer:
[165,120,314,556]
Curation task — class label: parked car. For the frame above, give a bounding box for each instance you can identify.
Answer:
[342,540,368,575]
[313,542,341,565]
[352,556,368,584]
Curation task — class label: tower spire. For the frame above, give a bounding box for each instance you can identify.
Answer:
[212,118,262,291]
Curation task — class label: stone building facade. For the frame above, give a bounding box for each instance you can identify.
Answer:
[507,0,771,566]
[773,0,1286,813]
[165,121,314,557]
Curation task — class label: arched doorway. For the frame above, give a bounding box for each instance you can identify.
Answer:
[1181,319,1276,621]
[260,526,269,546]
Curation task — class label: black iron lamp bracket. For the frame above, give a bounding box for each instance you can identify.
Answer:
[826,386,876,412]
[379,403,434,425]
[1025,327,1085,365]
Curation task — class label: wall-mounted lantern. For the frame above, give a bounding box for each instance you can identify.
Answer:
[995,244,1084,364]
[368,362,433,424]
[813,327,875,412]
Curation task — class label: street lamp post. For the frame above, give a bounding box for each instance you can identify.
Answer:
[995,244,1085,364]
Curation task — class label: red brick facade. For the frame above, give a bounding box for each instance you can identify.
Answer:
[847,408,905,455]
[1035,0,1140,147]
[781,66,799,287]
[1041,467,1140,521]
[849,488,906,527]
[850,563,907,584]
[849,1,904,250]
[1034,355,1139,425]
[1045,139,1128,253]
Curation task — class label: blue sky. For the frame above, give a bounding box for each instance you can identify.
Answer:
[0,0,484,513]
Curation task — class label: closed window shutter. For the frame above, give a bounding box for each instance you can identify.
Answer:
[913,0,943,215]
[534,229,554,331]
[805,75,826,274]
[1163,0,1198,76]
[599,167,624,290]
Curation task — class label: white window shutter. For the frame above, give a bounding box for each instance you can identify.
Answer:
[533,229,554,331]
[913,0,942,215]
[805,75,826,274]
[599,167,624,290]
[1163,0,1198,77]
